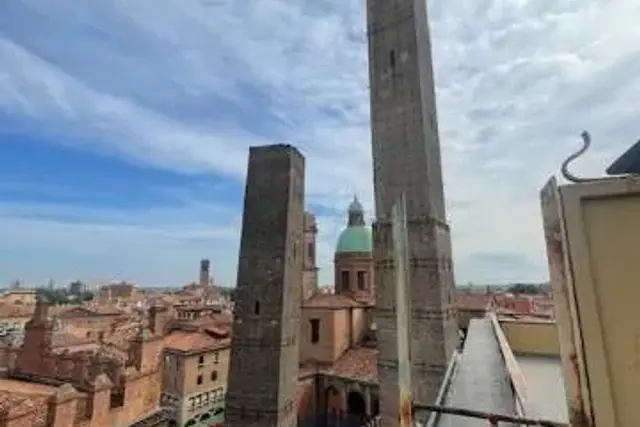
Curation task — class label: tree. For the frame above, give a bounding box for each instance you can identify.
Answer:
[506,283,540,295]
[35,287,94,305]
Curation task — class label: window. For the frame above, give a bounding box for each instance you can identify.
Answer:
[341,271,350,290]
[389,50,396,68]
[254,301,260,315]
[98,331,105,340]
[307,242,315,262]
[197,375,203,385]
[357,271,366,290]
[198,355,204,366]
[211,370,218,381]
[310,319,320,344]
[214,351,220,364]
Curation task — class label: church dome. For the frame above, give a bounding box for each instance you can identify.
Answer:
[336,226,372,254]
[335,196,372,254]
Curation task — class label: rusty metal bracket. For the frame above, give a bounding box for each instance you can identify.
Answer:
[561,131,600,183]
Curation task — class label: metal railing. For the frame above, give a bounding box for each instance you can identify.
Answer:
[413,404,570,427]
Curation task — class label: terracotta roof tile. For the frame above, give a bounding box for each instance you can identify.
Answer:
[203,326,230,338]
[163,330,230,352]
[302,294,362,309]
[456,293,494,311]
[181,312,233,329]
[321,347,377,383]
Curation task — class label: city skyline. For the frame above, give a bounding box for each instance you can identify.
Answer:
[1,0,639,287]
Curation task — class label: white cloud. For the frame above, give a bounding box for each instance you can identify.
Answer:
[0,0,639,286]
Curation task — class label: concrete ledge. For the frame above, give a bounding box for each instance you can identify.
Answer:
[432,317,518,427]
[489,312,533,417]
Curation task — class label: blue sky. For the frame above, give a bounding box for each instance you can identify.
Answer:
[0,0,639,288]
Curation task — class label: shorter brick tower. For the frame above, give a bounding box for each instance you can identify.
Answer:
[225,144,305,427]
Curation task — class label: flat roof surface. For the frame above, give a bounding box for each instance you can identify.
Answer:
[435,317,517,427]
[516,355,569,423]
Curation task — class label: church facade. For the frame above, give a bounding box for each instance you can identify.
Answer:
[297,198,380,426]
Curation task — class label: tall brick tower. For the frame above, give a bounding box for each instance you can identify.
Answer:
[367,0,459,416]
[225,144,305,427]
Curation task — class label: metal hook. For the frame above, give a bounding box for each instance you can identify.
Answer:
[561,131,599,183]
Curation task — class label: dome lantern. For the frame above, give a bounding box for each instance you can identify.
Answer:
[335,196,372,255]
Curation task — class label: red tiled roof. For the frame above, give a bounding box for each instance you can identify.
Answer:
[321,347,377,383]
[456,293,494,311]
[163,330,230,352]
[181,312,233,328]
[302,294,362,309]
[203,326,230,338]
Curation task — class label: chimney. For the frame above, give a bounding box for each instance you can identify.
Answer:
[148,305,169,336]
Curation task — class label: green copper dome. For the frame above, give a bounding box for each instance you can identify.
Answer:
[336,226,372,254]
[335,195,372,254]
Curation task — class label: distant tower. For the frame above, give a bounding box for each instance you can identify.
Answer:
[334,196,374,304]
[16,296,53,375]
[225,144,305,427]
[367,0,459,417]
[301,212,319,301]
[199,258,211,287]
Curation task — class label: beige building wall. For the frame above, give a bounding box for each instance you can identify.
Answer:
[300,306,369,366]
[1,291,37,305]
[541,176,640,427]
[300,309,339,364]
[163,345,230,426]
[499,320,560,356]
